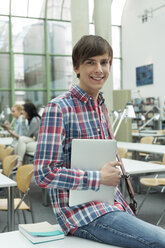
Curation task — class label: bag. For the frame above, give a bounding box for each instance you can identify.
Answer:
[101,103,137,215]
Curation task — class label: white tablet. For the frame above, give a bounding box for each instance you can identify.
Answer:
[69,139,117,206]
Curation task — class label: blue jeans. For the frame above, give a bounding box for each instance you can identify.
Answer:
[72,210,165,248]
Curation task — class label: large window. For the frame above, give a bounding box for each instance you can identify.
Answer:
[0,0,72,112]
[0,0,125,113]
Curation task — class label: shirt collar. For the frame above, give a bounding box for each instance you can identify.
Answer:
[70,84,105,105]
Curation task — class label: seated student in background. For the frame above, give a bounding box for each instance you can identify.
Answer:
[15,102,41,169]
[34,35,165,248]
[2,104,28,151]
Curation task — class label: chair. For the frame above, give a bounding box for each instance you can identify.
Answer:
[0,146,14,165]
[137,155,165,224]
[118,147,128,158]
[0,164,34,230]
[154,130,165,144]
[139,136,154,160]
[0,154,18,176]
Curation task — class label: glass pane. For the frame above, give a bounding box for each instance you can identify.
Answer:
[0,54,10,88]
[0,17,9,52]
[48,21,72,55]
[28,0,46,18]
[15,91,47,107]
[12,17,44,53]
[111,0,126,25]
[112,26,121,58]
[0,92,11,114]
[47,0,71,21]
[89,23,95,35]
[14,55,46,89]
[113,59,121,90]
[50,56,72,90]
[0,0,10,15]
[89,0,94,23]
[11,0,28,16]
[51,90,67,99]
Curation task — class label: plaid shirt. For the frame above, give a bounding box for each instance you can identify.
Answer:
[34,84,133,235]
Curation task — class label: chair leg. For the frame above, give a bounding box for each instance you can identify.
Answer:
[22,210,27,223]
[156,207,165,226]
[136,186,152,215]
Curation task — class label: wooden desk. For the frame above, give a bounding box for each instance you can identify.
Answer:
[0,174,17,231]
[0,231,122,248]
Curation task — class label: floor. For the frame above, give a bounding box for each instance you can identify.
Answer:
[0,175,165,233]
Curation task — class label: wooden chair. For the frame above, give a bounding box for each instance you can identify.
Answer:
[0,146,14,165]
[154,130,165,144]
[0,154,18,176]
[118,147,128,158]
[139,136,154,160]
[0,164,35,230]
[137,155,165,224]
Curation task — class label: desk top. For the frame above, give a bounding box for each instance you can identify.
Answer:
[0,174,17,188]
[0,137,13,145]
[132,132,165,138]
[122,158,165,175]
[0,231,122,248]
[118,141,165,154]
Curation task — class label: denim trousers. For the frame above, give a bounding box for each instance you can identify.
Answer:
[72,210,165,248]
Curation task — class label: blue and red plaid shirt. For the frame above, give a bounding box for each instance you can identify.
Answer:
[34,84,133,235]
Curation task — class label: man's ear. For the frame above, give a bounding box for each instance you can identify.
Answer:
[73,66,79,74]
[73,66,80,78]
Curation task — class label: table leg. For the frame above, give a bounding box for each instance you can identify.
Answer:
[7,186,15,231]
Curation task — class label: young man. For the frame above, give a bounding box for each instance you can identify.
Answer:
[34,35,165,247]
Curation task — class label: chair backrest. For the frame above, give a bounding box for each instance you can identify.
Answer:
[162,154,165,165]
[16,164,34,193]
[157,130,165,135]
[0,146,14,161]
[140,136,154,144]
[3,154,18,176]
[118,147,128,158]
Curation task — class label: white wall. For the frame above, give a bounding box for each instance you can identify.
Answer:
[122,0,165,119]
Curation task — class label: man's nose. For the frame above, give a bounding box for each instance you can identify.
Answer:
[95,63,102,72]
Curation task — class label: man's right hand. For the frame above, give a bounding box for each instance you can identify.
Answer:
[100,161,121,186]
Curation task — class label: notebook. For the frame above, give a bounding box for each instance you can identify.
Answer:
[69,139,117,206]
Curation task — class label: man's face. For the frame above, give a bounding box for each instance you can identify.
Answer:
[74,53,111,98]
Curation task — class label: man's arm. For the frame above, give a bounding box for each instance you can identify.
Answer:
[34,102,100,192]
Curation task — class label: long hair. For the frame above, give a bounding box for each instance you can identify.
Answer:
[23,103,40,124]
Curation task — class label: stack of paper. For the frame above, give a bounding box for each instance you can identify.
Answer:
[19,221,64,244]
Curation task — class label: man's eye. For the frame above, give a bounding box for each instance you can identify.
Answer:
[87,61,94,65]
[102,61,108,65]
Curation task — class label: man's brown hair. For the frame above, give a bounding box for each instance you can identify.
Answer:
[72,35,113,70]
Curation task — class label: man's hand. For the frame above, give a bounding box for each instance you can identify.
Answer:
[100,161,121,186]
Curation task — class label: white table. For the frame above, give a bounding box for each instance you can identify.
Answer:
[132,132,165,138]
[122,158,165,175]
[132,132,165,143]
[118,141,165,159]
[0,231,123,248]
[139,130,160,134]
[0,137,13,146]
[0,174,17,231]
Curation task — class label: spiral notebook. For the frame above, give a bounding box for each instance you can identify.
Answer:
[69,139,117,206]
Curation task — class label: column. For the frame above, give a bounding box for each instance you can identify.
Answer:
[93,0,113,112]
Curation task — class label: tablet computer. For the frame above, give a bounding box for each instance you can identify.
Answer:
[69,139,117,206]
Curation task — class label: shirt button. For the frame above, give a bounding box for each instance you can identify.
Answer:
[97,128,100,132]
